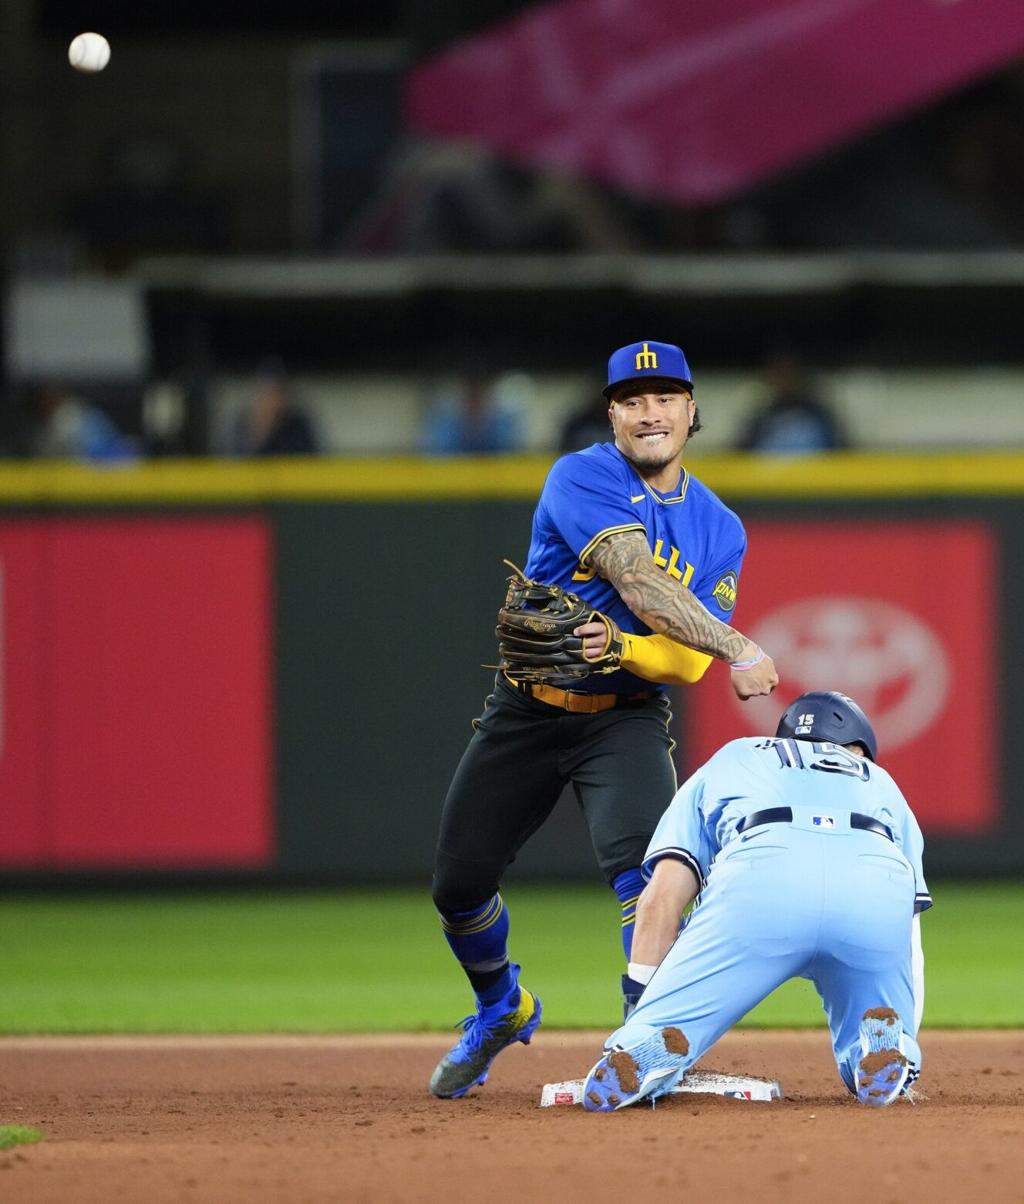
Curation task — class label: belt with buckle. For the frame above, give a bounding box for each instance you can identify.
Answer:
[737,807,893,842]
[506,674,653,714]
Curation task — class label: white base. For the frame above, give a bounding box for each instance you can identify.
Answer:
[540,1069,782,1107]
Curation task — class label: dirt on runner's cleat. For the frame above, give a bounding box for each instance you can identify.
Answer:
[581,1026,690,1112]
[856,1008,911,1107]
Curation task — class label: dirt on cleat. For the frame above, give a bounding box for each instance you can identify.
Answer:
[663,1027,689,1055]
[862,1007,899,1025]
[859,1049,908,1076]
[607,1051,640,1093]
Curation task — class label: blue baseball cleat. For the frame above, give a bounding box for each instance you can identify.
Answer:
[856,1008,910,1107]
[582,1025,690,1112]
[429,969,542,1099]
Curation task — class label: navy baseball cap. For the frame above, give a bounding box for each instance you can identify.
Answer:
[603,341,694,398]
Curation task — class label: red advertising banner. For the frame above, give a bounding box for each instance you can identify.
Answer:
[0,526,47,864]
[407,0,1024,205]
[686,521,997,835]
[0,518,274,868]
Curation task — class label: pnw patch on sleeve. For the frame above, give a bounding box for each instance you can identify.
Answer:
[712,571,738,612]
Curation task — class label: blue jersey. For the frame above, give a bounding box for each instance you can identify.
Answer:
[524,442,746,693]
[644,736,933,913]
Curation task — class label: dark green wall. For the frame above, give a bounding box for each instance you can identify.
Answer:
[271,500,615,885]
[271,496,1022,883]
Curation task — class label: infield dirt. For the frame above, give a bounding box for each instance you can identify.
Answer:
[2,1031,1022,1203]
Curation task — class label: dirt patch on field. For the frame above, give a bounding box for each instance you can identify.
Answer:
[1,1031,1022,1204]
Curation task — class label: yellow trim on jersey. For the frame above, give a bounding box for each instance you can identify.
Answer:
[578,523,647,567]
[640,467,690,505]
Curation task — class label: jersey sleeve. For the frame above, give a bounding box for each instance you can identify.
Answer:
[641,769,713,885]
[538,452,646,565]
[688,520,747,624]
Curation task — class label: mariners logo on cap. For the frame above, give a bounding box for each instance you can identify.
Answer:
[634,342,659,370]
[604,340,694,397]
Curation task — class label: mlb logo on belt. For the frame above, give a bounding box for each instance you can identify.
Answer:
[813,816,836,829]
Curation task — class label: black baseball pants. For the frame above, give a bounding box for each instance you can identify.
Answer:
[432,674,678,912]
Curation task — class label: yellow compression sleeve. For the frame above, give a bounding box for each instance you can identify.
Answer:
[619,631,714,686]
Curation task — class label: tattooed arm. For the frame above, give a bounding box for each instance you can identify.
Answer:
[588,529,778,699]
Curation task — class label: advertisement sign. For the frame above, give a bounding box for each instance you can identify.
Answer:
[407,0,1024,205]
[686,521,997,834]
[0,518,273,868]
[0,527,46,863]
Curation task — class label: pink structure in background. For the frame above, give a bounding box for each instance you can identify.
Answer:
[406,0,1024,204]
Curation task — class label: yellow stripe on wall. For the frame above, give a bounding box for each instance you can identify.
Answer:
[694,451,1024,498]
[0,451,1022,504]
[0,457,550,504]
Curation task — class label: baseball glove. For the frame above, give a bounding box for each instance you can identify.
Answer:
[495,561,623,682]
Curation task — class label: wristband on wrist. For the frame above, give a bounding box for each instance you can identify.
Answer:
[729,646,765,671]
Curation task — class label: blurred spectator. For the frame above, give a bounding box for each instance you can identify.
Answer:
[229,360,320,456]
[421,372,528,454]
[558,384,612,452]
[27,381,137,462]
[737,356,847,455]
[142,380,191,457]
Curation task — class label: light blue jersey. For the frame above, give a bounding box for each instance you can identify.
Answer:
[525,442,746,694]
[608,736,931,1096]
[645,736,932,913]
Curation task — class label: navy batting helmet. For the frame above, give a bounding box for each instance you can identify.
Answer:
[775,691,878,761]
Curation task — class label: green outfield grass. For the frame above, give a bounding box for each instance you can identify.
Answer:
[0,883,1020,1033]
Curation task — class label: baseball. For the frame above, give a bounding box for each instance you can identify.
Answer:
[68,32,111,73]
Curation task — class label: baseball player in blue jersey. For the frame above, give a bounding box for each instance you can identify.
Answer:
[429,340,779,1100]
[581,691,932,1111]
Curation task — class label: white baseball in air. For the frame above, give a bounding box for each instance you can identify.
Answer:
[68,32,111,74]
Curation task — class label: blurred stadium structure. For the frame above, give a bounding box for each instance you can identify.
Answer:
[2,0,1024,453]
[2,0,1024,884]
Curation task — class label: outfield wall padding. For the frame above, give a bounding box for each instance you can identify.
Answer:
[0,455,1020,882]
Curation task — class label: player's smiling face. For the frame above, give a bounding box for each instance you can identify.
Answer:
[608,385,696,484]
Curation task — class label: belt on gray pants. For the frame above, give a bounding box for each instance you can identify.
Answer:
[736,806,893,842]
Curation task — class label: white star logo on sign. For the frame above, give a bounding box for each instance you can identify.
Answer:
[733,595,950,752]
